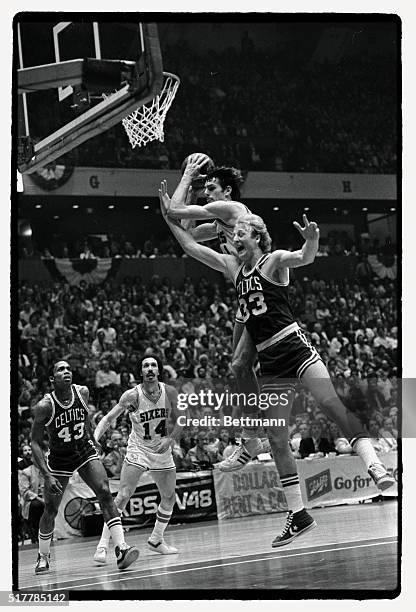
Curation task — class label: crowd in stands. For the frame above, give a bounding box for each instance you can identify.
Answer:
[20,225,397,263]
[18,267,398,480]
[70,45,396,174]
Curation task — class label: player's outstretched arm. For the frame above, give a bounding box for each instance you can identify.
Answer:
[267,214,320,268]
[93,389,134,442]
[167,200,233,221]
[160,182,237,276]
[31,398,63,494]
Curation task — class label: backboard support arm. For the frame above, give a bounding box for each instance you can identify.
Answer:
[17,22,163,174]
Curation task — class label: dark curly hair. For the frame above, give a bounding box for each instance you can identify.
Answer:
[205,166,244,200]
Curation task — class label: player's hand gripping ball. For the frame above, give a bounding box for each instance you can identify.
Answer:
[181,152,215,190]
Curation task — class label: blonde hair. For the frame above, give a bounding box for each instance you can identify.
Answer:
[236,213,272,253]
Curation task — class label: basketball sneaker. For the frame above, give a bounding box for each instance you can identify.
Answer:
[93,547,107,564]
[34,552,50,574]
[115,544,139,570]
[148,539,179,555]
[218,438,263,472]
[368,463,396,491]
[272,509,317,547]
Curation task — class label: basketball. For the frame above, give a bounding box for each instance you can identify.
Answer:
[180,153,215,177]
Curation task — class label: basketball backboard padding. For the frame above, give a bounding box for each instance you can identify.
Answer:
[17,22,163,174]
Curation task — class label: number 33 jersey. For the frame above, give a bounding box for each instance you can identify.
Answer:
[128,383,170,451]
[235,253,296,350]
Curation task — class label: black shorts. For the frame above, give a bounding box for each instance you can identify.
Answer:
[46,439,100,477]
[258,328,322,384]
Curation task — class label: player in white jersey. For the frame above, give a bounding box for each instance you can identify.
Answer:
[165,155,266,459]
[169,156,249,256]
[92,355,182,563]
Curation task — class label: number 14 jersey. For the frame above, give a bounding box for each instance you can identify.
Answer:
[128,383,170,451]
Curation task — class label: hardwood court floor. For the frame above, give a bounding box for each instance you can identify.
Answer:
[18,500,398,594]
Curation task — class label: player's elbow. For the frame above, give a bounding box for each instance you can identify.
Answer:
[167,209,182,220]
[302,254,315,265]
[183,242,199,258]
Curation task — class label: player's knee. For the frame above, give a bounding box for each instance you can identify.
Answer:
[43,502,59,518]
[117,486,134,507]
[95,483,112,504]
[160,492,175,509]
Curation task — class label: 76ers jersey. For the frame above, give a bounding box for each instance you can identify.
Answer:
[235,254,296,349]
[128,383,170,451]
[214,203,251,255]
[44,384,93,457]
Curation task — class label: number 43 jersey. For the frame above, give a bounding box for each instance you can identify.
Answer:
[235,253,296,350]
[128,383,170,452]
[44,384,95,459]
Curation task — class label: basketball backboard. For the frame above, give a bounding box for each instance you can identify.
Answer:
[15,19,164,173]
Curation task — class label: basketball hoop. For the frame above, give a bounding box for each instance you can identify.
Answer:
[122,71,180,148]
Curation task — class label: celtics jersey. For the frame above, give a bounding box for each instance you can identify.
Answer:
[44,384,92,456]
[235,254,296,349]
[128,383,170,451]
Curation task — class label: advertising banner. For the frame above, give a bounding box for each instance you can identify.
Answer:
[214,452,398,520]
[55,470,216,539]
[299,452,398,508]
[214,462,288,520]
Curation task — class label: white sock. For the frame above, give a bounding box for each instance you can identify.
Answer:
[149,505,172,542]
[38,530,53,555]
[352,438,382,470]
[281,474,304,514]
[106,516,125,549]
[97,523,111,550]
[98,507,122,549]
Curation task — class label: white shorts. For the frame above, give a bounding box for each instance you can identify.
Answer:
[125,440,175,472]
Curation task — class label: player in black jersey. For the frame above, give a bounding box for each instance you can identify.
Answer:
[161,202,395,547]
[30,360,139,574]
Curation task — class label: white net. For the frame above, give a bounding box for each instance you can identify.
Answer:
[122,72,180,148]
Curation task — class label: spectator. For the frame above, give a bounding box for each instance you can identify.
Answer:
[186,431,213,470]
[368,418,395,454]
[327,422,352,455]
[18,462,44,543]
[100,317,117,346]
[116,369,136,391]
[299,421,333,458]
[365,372,387,413]
[377,368,393,402]
[379,417,398,449]
[95,359,118,389]
[91,329,108,359]
[18,444,33,470]
[329,330,350,356]
[102,432,126,478]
